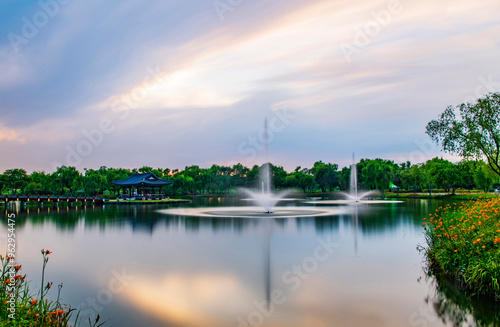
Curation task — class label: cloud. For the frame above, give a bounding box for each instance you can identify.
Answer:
[0,124,26,143]
[1,0,499,172]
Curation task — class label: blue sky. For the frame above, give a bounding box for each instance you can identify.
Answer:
[1,0,499,172]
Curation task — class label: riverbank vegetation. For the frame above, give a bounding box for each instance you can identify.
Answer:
[0,157,498,197]
[1,250,103,327]
[424,198,500,300]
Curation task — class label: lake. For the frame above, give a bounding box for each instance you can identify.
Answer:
[1,197,497,327]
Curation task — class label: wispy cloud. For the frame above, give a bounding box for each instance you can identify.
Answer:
[1,0,499,171]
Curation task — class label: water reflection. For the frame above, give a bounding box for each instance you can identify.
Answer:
[425,270,500,326]
[3,200,432,236]
[2,197,497,327]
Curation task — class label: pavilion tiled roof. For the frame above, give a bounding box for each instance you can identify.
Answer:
[112,172,173,187]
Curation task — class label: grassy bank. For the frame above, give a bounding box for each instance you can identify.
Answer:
[386,192,498,201]
[1,250,103,327]
[423,198,500,300]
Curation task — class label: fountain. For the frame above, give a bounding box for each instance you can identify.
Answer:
[241,119,293,213]
[159,119,349,218]
[305,153,402,205]
[343,153,377,202]
[160,157,345,218]
[242,162,290,213]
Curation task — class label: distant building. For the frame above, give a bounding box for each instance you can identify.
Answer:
[112,172,172,199]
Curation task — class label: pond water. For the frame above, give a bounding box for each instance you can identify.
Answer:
[1,197,498,327]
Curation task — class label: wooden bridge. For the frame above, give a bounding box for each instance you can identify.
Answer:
[2,195,106,204]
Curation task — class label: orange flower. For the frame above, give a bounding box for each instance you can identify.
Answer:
[49,310,66,317]
[454,250,458,253]
[482,245,486,249]
[30,299,38,306]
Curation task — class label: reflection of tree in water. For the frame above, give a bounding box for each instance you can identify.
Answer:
[425,268,500,327]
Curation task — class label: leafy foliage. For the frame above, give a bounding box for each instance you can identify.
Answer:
[424,199,500,299]
[0,157,498,196]
[426,92,500,176]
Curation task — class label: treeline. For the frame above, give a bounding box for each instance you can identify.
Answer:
[0,157,498,197]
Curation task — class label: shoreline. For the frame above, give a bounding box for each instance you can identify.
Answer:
[106,199,191,205]
[423,198,500,301]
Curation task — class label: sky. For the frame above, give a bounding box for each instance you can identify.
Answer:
[1,0,499,173]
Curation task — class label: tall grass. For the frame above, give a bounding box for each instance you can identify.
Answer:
[1,250,104,327]
[424,198,500,300]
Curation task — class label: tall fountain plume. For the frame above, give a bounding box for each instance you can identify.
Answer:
[350,153,358,202]
[243,118,288,213]
[340,153,376,202]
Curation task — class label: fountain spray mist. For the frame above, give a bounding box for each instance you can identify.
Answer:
[242,118,290,213]
[351,153,358,202]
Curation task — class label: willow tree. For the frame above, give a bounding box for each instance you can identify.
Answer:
[426,92,500,176]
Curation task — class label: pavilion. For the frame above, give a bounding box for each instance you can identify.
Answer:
[112,172,173,200]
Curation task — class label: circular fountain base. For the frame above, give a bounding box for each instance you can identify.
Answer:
[159,206,348,219]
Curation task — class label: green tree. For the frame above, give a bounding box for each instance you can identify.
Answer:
[339,166,350,191]
[270,164,288,190]
[83,169,108,195]
[231,163,249,189]
[474,161,496,192]
[138,166,153,173]
[425,157,459,194]
[3,168,29,194]
[246,165,260,189]
[400,164,423,194]
[420,162,435,195]
[52,166,80,194]
[26,171,51,195]
[311,161,339,192]
[361,159,395,194]
[455,160,479,191]
[285,167,315,192]
[426,92,500,176]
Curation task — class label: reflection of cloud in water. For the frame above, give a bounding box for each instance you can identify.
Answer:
[120,263,423,327]
[122,273,250,326]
